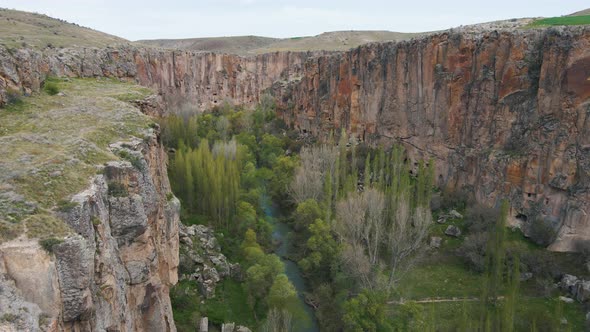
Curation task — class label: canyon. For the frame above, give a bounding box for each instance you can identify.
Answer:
[2,25,589,253]
[1,11,590,330]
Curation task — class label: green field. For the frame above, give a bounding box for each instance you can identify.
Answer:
[528,15,590,27]
[391,207,589,331]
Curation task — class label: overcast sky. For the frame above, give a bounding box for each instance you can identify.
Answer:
[1,0,588,40]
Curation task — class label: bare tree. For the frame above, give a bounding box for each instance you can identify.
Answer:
[335,192,366,252]
[288,144,338,204]
[364,188,385,265]
[340,243,373,288]
[261,308,292,332]
[386,199,432,287]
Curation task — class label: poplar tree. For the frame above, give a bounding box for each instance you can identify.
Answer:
[480,199,509,330]
[364,153,372,189]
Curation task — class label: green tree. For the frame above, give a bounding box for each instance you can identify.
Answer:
[260,133,284,168]
[480,200,509,330]
[298,219,339,281]
[343,290,391,332]
[292,199,323,232]
[267,274,298,311]
[503,255,520,332]
[364,152,372,189]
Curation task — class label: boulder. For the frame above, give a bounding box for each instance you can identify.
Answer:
[444,225,462,237]
[520,272,533,282]
[199,317,208,332]
[576,280,590,302]
[221,323,235,332]
[429,236,442,248]
[449,210,463,219]
[560,274,580,293]
[559,296,575,304]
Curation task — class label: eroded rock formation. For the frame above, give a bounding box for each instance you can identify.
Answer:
[0,133,179,331]
[178,224,239,298]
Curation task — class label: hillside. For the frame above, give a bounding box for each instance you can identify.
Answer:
[569,8,590,16]
[138,30,421,55]
[0,8,128,49]
[136,35,280,55]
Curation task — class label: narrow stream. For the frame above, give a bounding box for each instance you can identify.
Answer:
[262,197,320,332]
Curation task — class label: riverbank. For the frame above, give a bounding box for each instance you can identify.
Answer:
[264,198,320,332]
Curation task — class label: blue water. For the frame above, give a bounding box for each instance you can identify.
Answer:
[263,198,320,332]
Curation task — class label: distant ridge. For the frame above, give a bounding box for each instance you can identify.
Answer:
[137,30,422,55]
[0,8,127,49]
[136,35,280,55]
[569,8,590,16]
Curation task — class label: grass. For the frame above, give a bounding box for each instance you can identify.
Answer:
[204,279,257,327]
[389,297,585,331]
[391,207,588,330]
[0,8,127,49]
[0,77,154,242]
[395,256,485,300]
[527,15,590,27]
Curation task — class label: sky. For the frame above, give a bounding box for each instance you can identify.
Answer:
[1,0,588,40]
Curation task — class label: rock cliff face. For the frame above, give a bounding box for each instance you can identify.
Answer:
[272,27,590,252]
[0,133,179,331]
[0,46,315,110]
[0,26,589,254]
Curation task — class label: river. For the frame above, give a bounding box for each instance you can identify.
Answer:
[262,198,320,332]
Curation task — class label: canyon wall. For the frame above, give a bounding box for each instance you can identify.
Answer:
[0,26,588,253]
[272,27,590,251]
[0,46,315,110]
[0,132,180,331]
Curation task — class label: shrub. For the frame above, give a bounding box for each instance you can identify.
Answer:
[456,232,488,272]
[528,218,557,247]
[574,240,590,262]
[56,199,77,212]
[440,187,471,211]
[39,237,63,253]
[6,88,21,104]
[464,204,498,234]
[43,81,60,95]
[108,182,128,197]
[118,150,144,171]
[166,192,174,201]
[520,250,561,280]
[1,313,18,323]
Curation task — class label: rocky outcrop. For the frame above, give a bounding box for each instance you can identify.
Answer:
[178,224,239,298]
[0,132,179,331]
[559,274,590,302]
